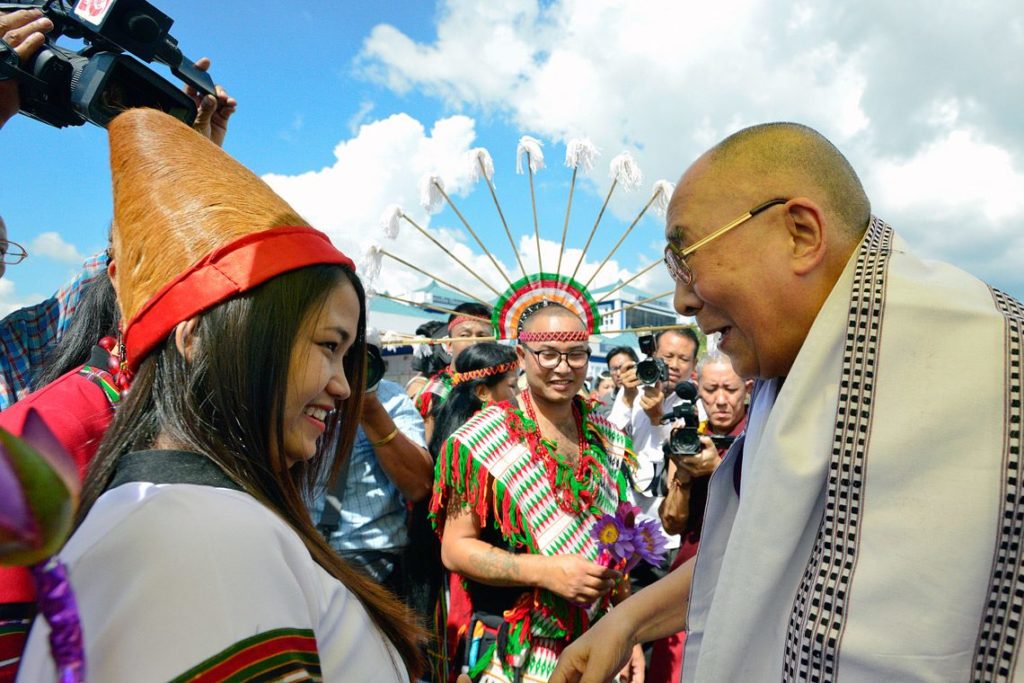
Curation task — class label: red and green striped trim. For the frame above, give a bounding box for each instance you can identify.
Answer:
[78,363,122,406]
[414,369,453,418]
[170,627,321,683]
[0,601,34,679]
[492,272,601,340]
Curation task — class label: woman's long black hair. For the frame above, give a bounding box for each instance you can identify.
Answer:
[427,342,519,458]
[33,271,119,389]
[78,264,424,679]
[407,341,518,674]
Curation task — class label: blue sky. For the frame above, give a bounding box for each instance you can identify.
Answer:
[2,0,1023,314]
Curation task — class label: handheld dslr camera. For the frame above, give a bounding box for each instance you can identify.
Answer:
[635,333,668,386]
[0,0,215,128]
[660,381,701,456]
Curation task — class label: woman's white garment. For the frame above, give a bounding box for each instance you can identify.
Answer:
[17,483,406,682]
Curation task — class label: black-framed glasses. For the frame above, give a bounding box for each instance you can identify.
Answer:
[0,239,28,265]
[664,198,788,285]
[523,345,591,369]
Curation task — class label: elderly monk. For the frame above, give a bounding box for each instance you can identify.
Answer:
[551,122,1024,683]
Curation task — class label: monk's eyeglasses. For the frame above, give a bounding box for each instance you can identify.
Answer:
[663,198,789,285]
[0,239,28,265]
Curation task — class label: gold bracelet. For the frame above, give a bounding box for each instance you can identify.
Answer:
[370,427,400,448]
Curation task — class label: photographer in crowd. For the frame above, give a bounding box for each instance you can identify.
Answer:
[0,9,107,410]
[0,8,236,408]
[0,7,51,128]
[608,327,700,588]
[649,350,751,681]
[316,345,433,595]
[605,345,639,393]
[660,351,751,552]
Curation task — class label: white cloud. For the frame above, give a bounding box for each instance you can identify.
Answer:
[262,110,671,306]
[27,232,86,265]
[263,113,486,296]
[357,0,1024,295]
[870,129,1024,224]
[359,0,872,183]
[347,101,376,136]
[0,280,42,316]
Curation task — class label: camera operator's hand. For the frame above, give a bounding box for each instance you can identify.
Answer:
[639,384,664,424]
[619,362,640,406]
[186,57,237,148]
[677,435,721,478]
[0,9,53,128]
[359,390,434,503]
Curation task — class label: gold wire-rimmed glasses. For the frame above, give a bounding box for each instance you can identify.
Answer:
[663,198,788,285]
[0,239,28,265]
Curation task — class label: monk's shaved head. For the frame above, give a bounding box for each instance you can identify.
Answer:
[704,123,871,236]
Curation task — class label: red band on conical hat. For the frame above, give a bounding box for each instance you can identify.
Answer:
[123,225,354,371]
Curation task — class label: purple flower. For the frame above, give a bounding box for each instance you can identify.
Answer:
[632,517,670,568]
[615,501,641,527]
[591,513,637,561]
[0,408,80,566]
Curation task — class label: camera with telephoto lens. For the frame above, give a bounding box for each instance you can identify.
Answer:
[635,333,669,386]
[660,381,701,456]
[0,0,215,128]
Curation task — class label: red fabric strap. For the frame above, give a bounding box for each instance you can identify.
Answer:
[518,330,590,343]
[123,226,354,370]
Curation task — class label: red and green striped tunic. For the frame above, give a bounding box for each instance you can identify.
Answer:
[430,396,635,680]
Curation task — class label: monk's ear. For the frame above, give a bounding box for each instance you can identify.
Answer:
[782,198,828,276]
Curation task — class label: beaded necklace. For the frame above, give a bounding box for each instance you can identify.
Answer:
[509,391,605,515]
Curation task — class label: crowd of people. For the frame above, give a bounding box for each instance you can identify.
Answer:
[3,6,1024,683]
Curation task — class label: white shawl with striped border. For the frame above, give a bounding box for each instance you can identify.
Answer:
[683,218,1024,682]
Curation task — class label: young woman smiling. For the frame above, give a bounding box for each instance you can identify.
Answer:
[17,109,422,682]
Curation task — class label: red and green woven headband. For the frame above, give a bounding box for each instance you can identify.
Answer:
[450,360,520,385]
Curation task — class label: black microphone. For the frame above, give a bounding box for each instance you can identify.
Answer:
[673,381,698,401]
[660,381,699,423]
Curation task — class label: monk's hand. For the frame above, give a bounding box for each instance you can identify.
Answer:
[541,554,621,604]
[550,607,638,683]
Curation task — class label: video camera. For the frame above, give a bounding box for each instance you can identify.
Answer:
[660,381,738,458]
[635,333,668,386]
[660,381,701,456]
[0,0,215,128]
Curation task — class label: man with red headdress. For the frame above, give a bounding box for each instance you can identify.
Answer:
[414,301,493,439]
